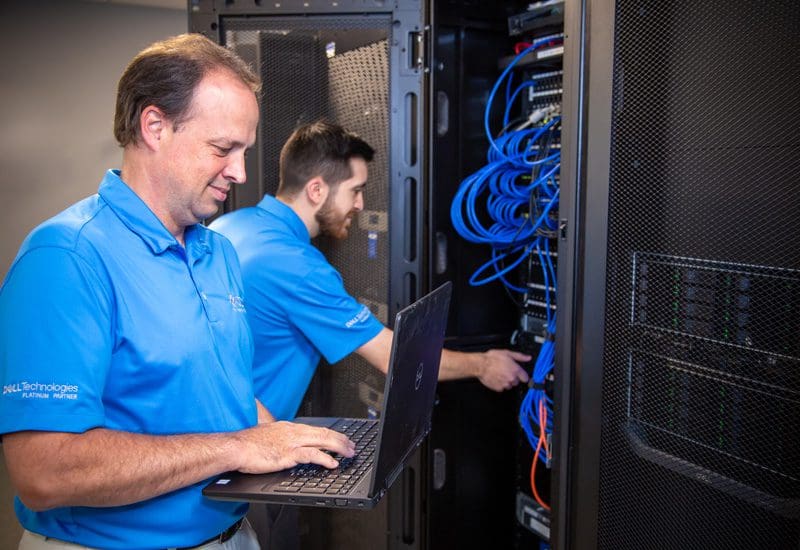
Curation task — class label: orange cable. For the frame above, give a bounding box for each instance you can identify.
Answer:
[530,398,551,511]
[539,399,550,455]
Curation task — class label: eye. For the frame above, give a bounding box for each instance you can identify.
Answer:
[214,145,232,156]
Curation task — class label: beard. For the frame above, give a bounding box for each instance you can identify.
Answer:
[316,196,355,240]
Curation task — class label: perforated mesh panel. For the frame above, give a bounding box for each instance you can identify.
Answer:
[314,38,391,417]
[597,1,800,548]
[224,17,391,419]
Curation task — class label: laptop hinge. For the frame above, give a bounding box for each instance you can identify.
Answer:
[386,464,405,488]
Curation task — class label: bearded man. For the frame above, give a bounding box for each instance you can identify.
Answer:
[211,121,530,424]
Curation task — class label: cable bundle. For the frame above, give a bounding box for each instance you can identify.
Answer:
[450,34,563,510]
[450,36,562,293]
[449,37,563,512]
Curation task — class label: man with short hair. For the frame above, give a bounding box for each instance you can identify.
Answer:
[211,120,531,424]
[0,35,353,550]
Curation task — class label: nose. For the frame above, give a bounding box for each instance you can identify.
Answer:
[354,192,364,212]
[222,152,247,185]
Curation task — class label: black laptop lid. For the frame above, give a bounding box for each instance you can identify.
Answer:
[370,282,452,492]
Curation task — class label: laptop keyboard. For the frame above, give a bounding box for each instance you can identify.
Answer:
[274,418,378,495]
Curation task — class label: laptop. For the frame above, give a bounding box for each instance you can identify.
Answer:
[203,282,452,510]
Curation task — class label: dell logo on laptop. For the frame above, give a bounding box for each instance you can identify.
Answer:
[414,362,424,390]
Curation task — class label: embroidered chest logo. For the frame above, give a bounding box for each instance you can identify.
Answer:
[228,294,246,313]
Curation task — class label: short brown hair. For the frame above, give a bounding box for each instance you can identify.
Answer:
[114,33,260,147]
[278,120,374,198]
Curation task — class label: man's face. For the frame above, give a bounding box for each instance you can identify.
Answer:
[157,70,259,233]
[315,157,368,240]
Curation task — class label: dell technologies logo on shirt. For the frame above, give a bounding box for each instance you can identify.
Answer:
[345,305,372,328]
[3,381,79,400]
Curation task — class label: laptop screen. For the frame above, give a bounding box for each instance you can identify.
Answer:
[371,282,452,490]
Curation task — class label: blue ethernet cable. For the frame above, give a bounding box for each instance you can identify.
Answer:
[449,37,561,464]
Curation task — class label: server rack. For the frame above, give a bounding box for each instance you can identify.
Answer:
[554,0,800,548]
[429,2,566,547]
[426,5,530,548]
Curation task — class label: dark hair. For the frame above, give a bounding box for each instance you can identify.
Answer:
[277,120,374,197]
[114,33,260,147]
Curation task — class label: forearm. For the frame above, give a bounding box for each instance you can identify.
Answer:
[360,330,529,391]
[438,348,485,381]
[3,428,239,511]
[4,420,356,512]
[439,348,531,391]
[362,335,495,380]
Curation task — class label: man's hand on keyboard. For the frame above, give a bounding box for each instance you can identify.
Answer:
[232,421,356,474]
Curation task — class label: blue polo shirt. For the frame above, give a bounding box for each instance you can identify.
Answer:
[210,195,383,421]
[0,170,255,549]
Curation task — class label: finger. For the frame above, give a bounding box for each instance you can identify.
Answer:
[494,380,511,392]
[312,427,356,458]
[327,436,356,458]
[296,447,340,469]
[517,368,530,383]
[296,425,354,451]
[506,350,533,362]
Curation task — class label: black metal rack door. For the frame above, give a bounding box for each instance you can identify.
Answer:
[556,0,800,548]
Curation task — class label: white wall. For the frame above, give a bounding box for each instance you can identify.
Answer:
[0,1,185,545]
[0,0,186,278]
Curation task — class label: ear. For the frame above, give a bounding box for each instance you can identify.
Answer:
[305,177,329,207]
[139,105,167,151]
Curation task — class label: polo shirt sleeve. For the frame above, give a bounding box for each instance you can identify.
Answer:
[288,263,384,364]
[0,247,112,436]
